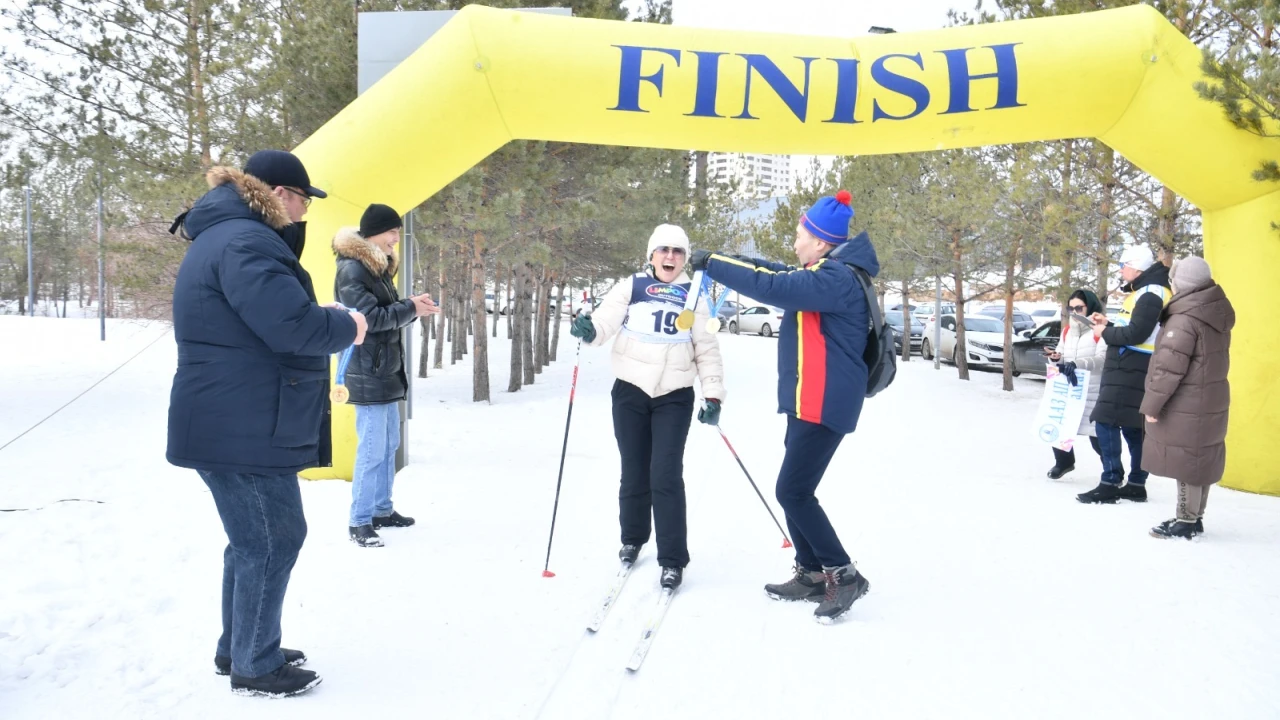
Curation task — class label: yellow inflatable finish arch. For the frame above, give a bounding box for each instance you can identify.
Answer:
[297,4,1280,495]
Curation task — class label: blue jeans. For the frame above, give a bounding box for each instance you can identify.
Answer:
[1095,422,1148,487]
[776,416,851,571]
[199,470,307,678]
[350,402,400,527]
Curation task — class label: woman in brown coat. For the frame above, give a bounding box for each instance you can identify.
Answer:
[1140,256,1235,539]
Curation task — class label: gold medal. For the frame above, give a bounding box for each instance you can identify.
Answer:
[705,318,721,334]
[330,385,350,404]
[675,309,695,331]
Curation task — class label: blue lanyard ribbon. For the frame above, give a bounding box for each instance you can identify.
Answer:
[702,275,728,317]
[334,304,357,385]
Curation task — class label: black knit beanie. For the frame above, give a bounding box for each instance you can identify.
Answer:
[359,204,402,238]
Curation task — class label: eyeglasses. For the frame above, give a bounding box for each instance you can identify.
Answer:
[654,246,686,256]
[1068,304,1087,312]
[281,186,312,207]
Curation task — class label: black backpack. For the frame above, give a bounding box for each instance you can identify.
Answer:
[850,267,897,398]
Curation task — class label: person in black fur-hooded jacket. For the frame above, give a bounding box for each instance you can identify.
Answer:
[333,204,439,547]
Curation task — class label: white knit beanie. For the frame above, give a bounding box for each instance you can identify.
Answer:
[1119,244,1156,271]
[1171,256,1212,294]
[646,224,690,258]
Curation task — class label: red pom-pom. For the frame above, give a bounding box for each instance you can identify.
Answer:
[835,190,852,206]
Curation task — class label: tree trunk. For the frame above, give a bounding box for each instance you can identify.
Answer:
[952,229,970,381]
[492,269,501,338]
[506,265,515,340]
[507,266,525,392]
[417,316,431,378]
[451,273,464,364]
[550,279,565,362]
[899,278,911,362]
[522,263,536,385]
[1057,138,1076,324]
[471,233,490,402]
[1001,237,1021,393]
[433,254,446,370]
[1097,143,1116,302]
[533,267,547,373]
[1157,185,1177,265]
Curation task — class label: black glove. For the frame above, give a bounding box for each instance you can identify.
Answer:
[697,398,721,426]
[569,312,596,343]
[1057,360,1078,386]
[689,249,713,272]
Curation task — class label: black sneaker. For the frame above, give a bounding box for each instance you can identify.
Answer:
[1076,483,1123,504]
[764,564,827,602]
[229,663,321,698]
[215,648,306,676]
[659,566,683,589]
[1115,484,1148,502]
[1154,518,1204,536]
[1047,464,1075,480]
[372,511,415,528]
[813,564,870,624]
[618,544,642,564]
[348,524,383,547]
[1150,519,1200,540]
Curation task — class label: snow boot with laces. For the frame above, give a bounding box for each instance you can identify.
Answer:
[813,564,870,624]
[764,564,827,602]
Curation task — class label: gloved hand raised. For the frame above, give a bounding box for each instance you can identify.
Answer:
[569,311,596,343]
[697,398,721,426]
[689,249,713,272]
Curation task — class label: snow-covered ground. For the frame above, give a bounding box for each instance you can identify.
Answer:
[2,315,1279,719]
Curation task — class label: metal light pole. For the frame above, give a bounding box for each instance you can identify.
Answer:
[24,186,34,316]
[98,193,106,340]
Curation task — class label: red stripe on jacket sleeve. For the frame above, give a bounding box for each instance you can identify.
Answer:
[798,312,827,423]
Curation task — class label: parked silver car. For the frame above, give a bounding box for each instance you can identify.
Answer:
[728,305,784,337]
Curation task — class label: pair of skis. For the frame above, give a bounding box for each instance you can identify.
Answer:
[586,559,676,672]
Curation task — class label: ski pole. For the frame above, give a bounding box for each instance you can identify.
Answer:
[542,308,585,578]
[715,425,792,549]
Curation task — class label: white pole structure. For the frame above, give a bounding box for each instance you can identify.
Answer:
[98,194,106,341]
[25,187,34,316]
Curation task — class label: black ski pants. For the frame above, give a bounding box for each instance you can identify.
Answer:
[612,379,694,569]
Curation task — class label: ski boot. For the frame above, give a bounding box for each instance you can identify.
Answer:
[619,543,642,565]
[659,566,683,589]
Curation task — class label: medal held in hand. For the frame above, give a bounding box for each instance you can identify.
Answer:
[331,304,357,404]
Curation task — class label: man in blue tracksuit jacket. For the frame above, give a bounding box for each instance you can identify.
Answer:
[690,190,876,624]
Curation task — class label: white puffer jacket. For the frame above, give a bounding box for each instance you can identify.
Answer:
[588,272,726,401]
[1058,317,1106,437]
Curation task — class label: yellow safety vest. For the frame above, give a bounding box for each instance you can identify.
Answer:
[1115,284,1172,353]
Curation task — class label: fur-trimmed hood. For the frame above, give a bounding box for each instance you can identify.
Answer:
[332,226,399,278]
[178,166,292,243]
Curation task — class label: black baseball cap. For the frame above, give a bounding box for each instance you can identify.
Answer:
[243,150,327,199]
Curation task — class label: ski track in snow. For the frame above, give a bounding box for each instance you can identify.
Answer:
[2,314,1279,719]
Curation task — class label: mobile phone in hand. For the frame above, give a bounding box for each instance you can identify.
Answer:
[1070,312,1092,324]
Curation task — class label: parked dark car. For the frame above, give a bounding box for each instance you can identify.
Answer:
[1010,320,1062,377]
[980,306,1036,334]
[885,311,924,354]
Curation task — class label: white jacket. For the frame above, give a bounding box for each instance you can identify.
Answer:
[1058,317,1106,437]
[588,272,726,401]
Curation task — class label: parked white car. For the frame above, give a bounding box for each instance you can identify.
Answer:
[921,313,1007,368]
[728,306,784,337]
[1028,307,1060,327]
